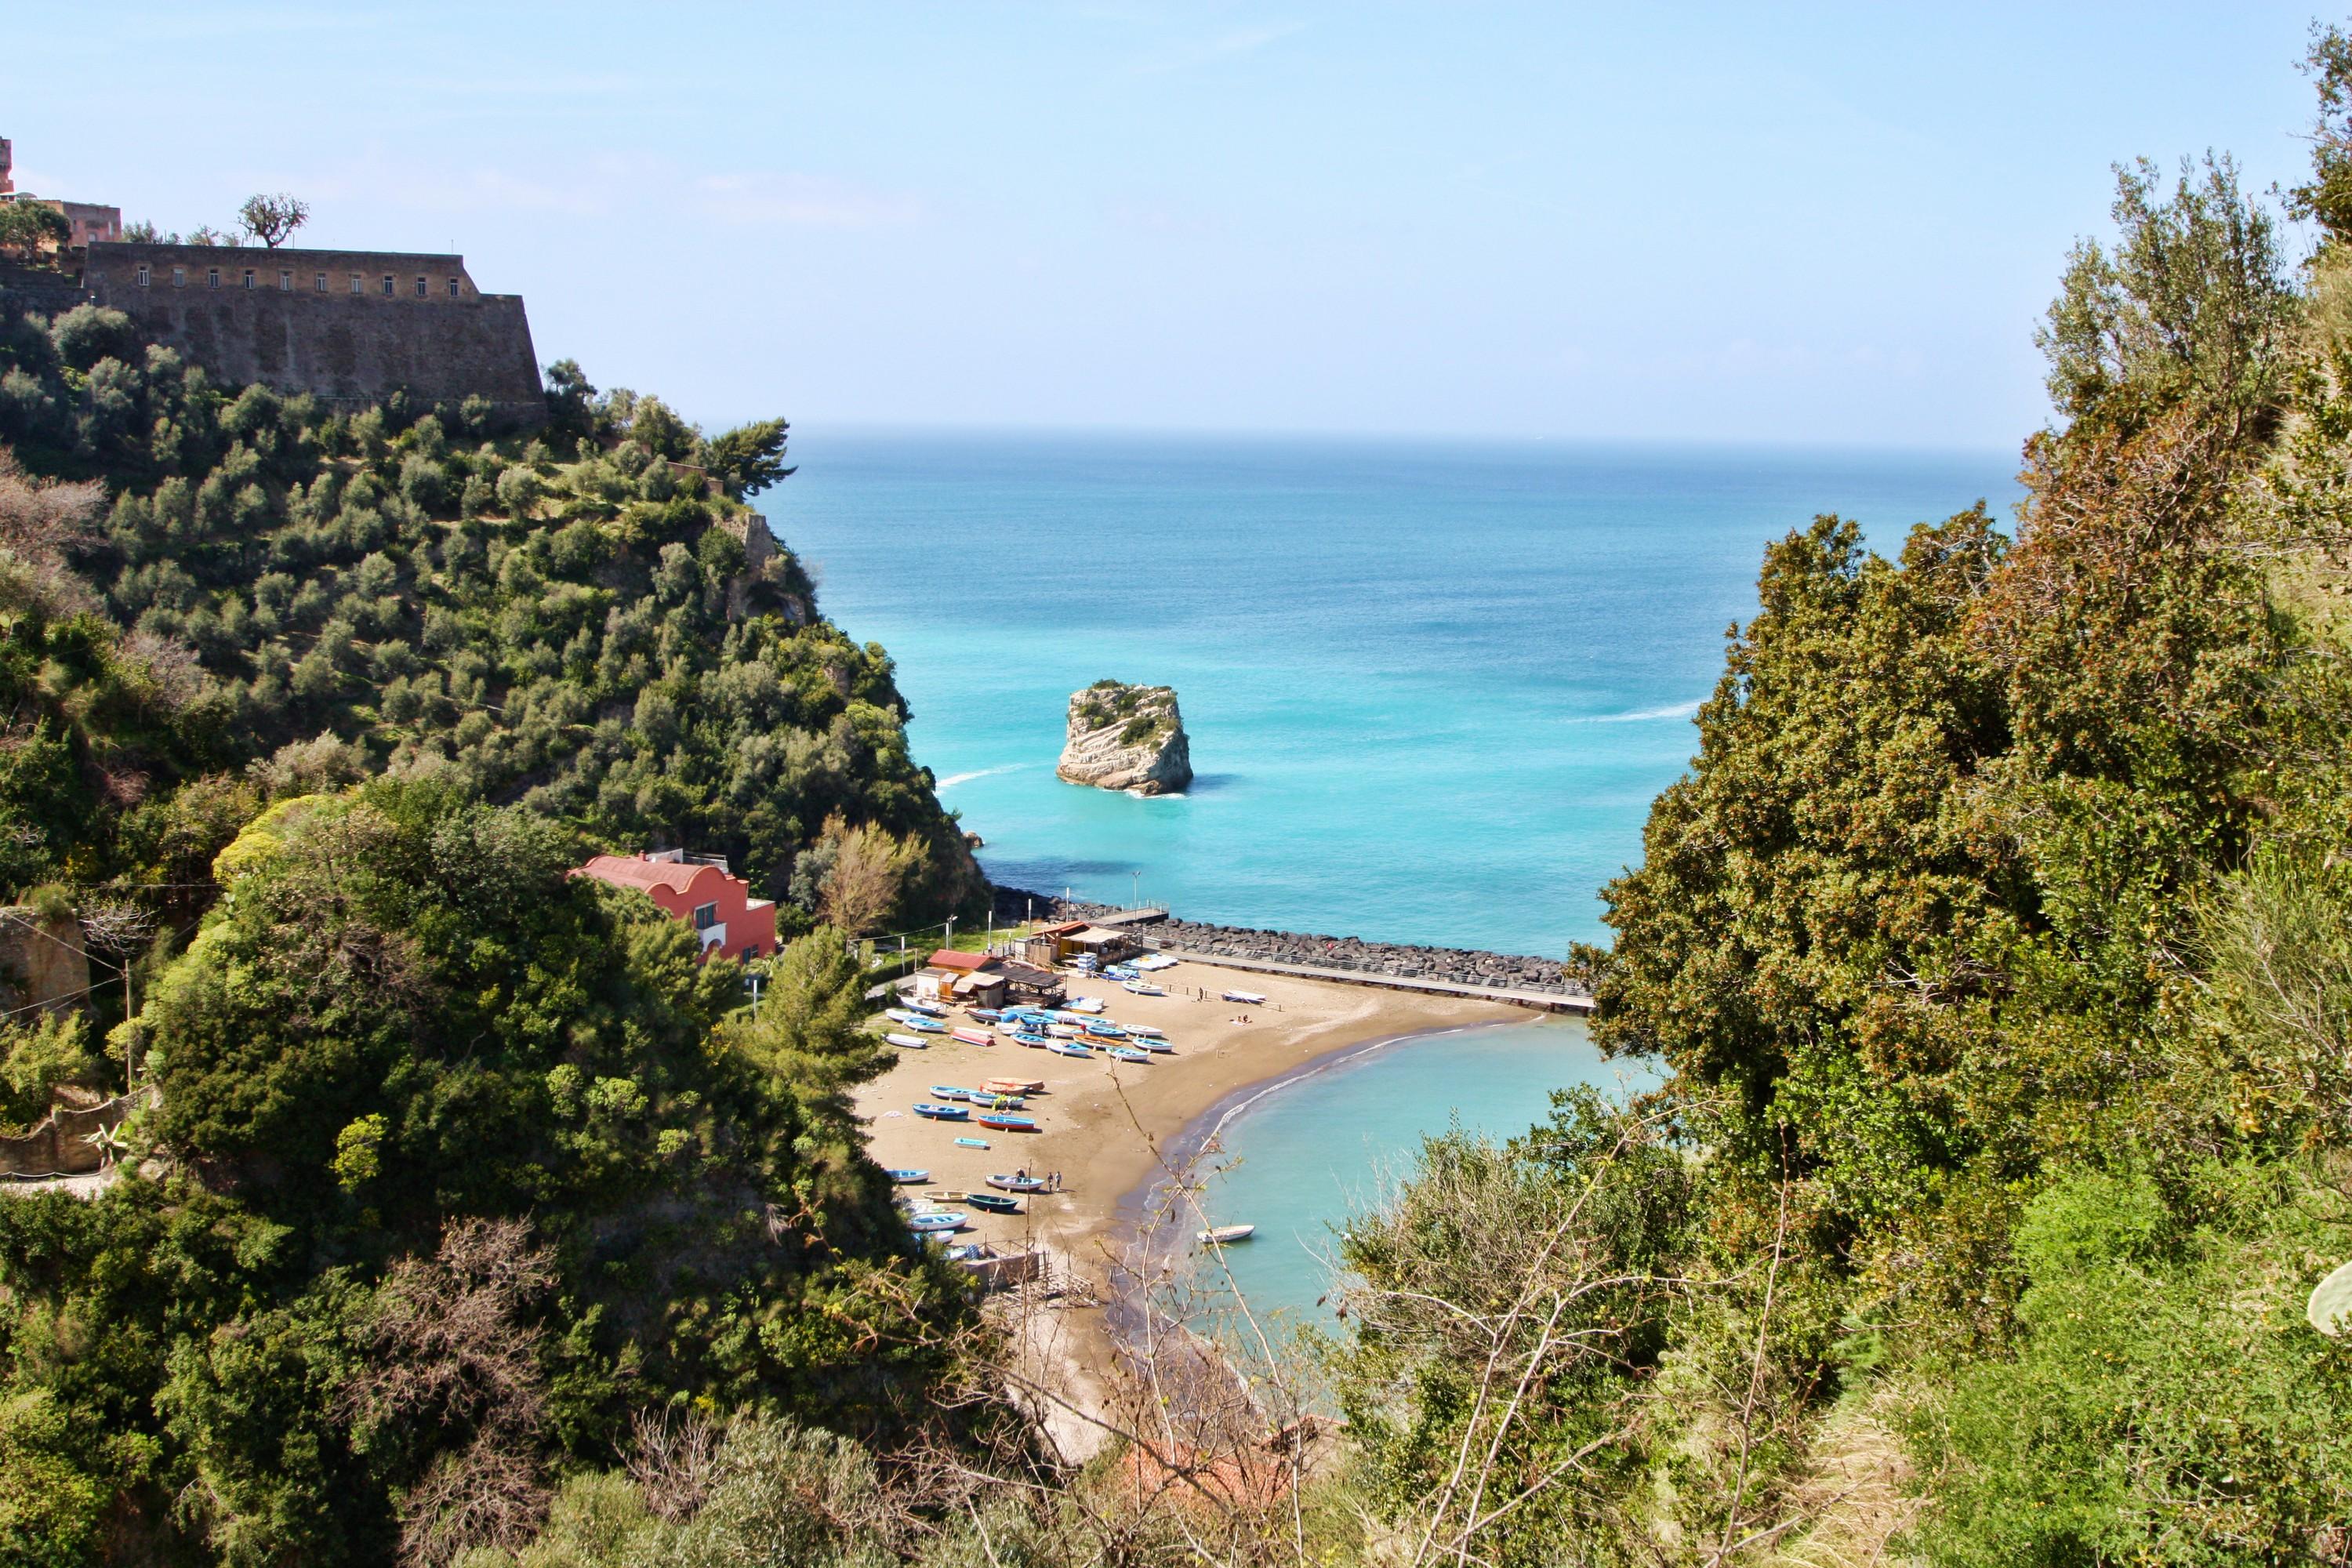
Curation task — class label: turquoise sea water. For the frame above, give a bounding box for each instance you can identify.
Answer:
[1181,1014,1655,1328]
[785,431,2017,1323]
[782,430,2020,956]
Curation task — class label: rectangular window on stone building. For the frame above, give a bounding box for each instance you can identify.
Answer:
[447,278,460,298]
[414,276,426,297]
[241,269,254,289]
[278,270,292,291]
[381,274,394,296]
[350,274,363,294]
[135,265,150,288]
[172,267,186,288]
[314,272,327,292]
[208,267,220,289]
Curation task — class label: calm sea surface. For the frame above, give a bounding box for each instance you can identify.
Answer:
[784,430,2016,1320]
[1183,1014,1658,1330]
[782,430,2019,955]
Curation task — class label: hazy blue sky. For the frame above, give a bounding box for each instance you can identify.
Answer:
[9,3,2335,446]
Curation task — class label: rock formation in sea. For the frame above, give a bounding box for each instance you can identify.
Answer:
[1056,681,1192,795]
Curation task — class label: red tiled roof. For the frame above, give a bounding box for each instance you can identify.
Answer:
[575,854,725,897]
[927,949,994,971]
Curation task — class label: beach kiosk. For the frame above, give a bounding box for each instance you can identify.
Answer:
[915,948,1006,1006]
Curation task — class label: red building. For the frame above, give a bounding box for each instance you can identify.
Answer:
[572,850,778,964]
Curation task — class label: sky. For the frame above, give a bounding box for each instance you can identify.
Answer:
[8,2,2337,448]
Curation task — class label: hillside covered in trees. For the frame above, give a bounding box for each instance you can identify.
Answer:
[18,23,2352,1568]
[0,330,982,931]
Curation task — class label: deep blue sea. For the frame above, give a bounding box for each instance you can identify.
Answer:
[786,430,2018,1320]
[782,430,2020,956]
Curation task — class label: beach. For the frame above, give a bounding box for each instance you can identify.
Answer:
[850,962,1522,1422]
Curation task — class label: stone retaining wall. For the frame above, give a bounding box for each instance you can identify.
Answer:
[0,1090,141,1179]
[989,885,1584,999]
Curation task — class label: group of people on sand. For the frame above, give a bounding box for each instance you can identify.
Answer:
[1015,1167,1064,1192]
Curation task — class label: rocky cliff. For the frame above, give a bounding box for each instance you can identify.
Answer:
[1056,681,1192,794]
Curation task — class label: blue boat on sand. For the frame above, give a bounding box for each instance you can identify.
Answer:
[912,1102,970,1120]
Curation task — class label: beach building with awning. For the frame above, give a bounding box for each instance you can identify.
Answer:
[915,947,1007,1007]
[1067,926,1137,963]
[990,960,1066,1005]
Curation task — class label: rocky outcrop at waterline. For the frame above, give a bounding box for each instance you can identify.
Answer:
[1056,681,1192,795]
[988,887,1587,1000]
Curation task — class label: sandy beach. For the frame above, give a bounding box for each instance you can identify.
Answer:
[851,960,1522,1430]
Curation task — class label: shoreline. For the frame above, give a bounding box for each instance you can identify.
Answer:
[1109,1015,1541,1270]
[848,964,1525,1436]
[989,884,1591,1001]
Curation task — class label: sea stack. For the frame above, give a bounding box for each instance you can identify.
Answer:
[1057,681,1192,795]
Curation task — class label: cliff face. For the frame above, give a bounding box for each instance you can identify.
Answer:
[1056,681,1192,795]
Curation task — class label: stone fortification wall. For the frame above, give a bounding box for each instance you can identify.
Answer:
[82,241,543,423]
[989,885,1584,998]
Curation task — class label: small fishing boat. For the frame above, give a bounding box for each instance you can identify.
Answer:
[985,1174,1047,1192]
[974,1112,1038,1132]
[909,1211,966,1233]
[1134,953,1180,971]
[884,1032,930,1050]
[1105,964,1141,982]
[949,1027,994,1047]
[971,1093,1026,1111]
[1107,1045,1151,1064]
[1125,1024,1166,1040]
[903,1014,948,1033]
[942,1241,987,1262]
[1197,1224,1257,1246]
[970,1008,1003,1023]
[997,1020,1026,1036]
[929,1085,972,1102]
[905,999,949,1018]
[1012,1032,1054,1048]
[1047,1040,1093,1058]
[953,1136,991,1149]
[911,1102,969,1120]
[1122,980,1167,996]
[884,1168,930,1184]
[884,1008,922,1025]
[1047,1022,1083,1038]
[1137,1036,1176,1053]
[964,1192,1022,1214]
[1064,996,1106,1014]
[1080,1020,1127,1039]
[1221,990,1267,1006]
[981,1077,1044,1095]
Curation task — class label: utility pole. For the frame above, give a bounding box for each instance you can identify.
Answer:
[746,971,764,1018]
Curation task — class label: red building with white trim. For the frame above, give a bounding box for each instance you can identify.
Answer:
[572,850,778,964]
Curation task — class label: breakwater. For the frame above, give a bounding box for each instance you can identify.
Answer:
[989,885,1588,1000]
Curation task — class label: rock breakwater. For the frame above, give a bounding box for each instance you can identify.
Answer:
[989,885,1585,999]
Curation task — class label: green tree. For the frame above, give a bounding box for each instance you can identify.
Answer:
[702,419,795,499]
[235,193,310,249]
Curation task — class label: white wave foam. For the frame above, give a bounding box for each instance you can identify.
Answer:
[936,763,1028,790]
[1581,698,1702,724]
